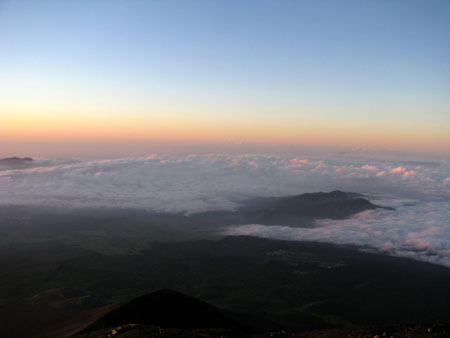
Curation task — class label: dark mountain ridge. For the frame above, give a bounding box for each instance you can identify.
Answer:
[241,190,384,218]
[17,289,246,338]
[80,289,244,333]
[193,190,391,227]
[0,156,34,170]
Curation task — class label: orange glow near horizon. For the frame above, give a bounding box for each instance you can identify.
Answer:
[2,110,449,153]
[2,1,450,157]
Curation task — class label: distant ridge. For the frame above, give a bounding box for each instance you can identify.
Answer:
[0,157,34,170]
[194,190,393,227]
[0,156,33,162]
[247,190,394,219]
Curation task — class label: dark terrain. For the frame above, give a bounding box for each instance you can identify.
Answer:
[191,190,390,227]
[0,191,448,337]
[2,237,450,337]
[12,288,450,338]
[0,156,34,170]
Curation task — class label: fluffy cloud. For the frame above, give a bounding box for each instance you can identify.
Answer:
[362,164,377,171]
[1,153,449,266]
[225,200,450,267]
[390,166,417,178]
[0,154,448,212]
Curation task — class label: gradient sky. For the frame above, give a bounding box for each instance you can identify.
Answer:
[1,0,449,156]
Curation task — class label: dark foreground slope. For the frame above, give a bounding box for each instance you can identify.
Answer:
[15,290,245,338]
[16,289,450,338]
[3,237,450,337]
[77,323,450,338]
[80,289,244,333]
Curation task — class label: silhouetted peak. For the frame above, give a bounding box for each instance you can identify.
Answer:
[81,289,243,333]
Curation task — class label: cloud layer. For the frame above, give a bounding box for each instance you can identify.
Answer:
[226,201,450,267]
[1,154,448,211]
[0,153,449,266]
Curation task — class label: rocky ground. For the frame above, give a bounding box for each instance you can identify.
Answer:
[74,323,450,338]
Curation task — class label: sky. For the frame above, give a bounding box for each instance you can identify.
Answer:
[1,0,450,156]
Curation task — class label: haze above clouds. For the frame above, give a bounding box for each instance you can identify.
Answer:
[1,153,449,266]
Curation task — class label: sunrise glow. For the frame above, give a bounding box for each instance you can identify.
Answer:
[1,1,449,156]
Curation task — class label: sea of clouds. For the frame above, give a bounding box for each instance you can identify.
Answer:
[1,153,449,265]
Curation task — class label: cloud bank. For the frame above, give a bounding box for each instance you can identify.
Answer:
[0,153,449,266]
[1,154,448,212]
[225,202,450,267]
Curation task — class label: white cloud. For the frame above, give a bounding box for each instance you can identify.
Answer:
[1,153,449,266]
[0,154,448,212]
[362,164,377,171]
[225,201,450,267]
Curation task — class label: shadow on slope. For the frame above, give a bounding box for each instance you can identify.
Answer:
[14,289,246,338]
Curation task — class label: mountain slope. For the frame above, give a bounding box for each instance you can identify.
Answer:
[15,289,245,338]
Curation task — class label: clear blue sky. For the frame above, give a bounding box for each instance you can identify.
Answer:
[1,0,449,153]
